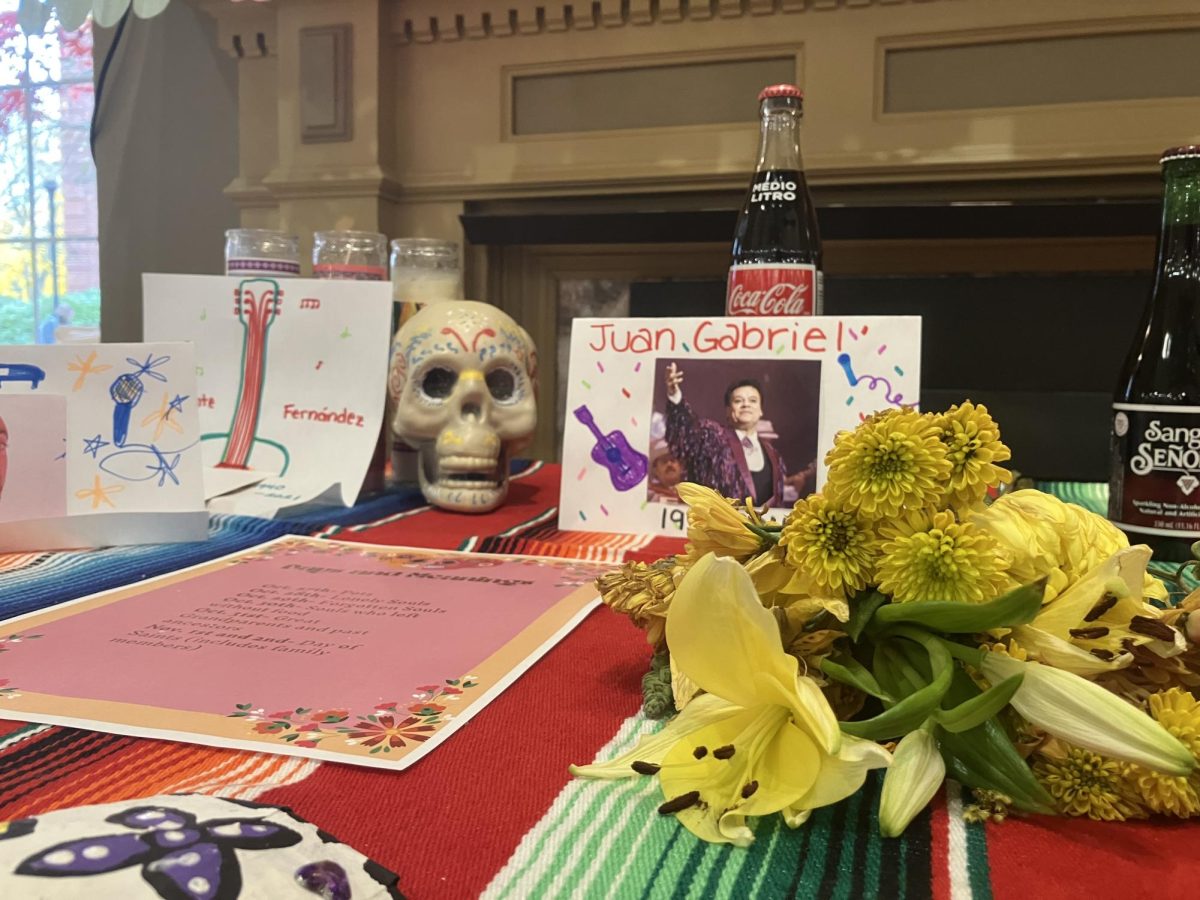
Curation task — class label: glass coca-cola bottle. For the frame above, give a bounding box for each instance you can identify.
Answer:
[726,83,822,317]
[1110,145,1200,560]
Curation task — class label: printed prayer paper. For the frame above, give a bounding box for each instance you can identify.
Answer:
[142,274,393,518]
[0,536,609,770]
[558,316,922,537]
[0,342,205,550]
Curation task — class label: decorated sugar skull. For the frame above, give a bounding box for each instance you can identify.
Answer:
[389,301,537,513]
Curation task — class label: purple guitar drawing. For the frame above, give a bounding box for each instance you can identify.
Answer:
[574,404,648,491]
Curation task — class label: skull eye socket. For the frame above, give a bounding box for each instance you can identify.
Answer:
[486,368,516,402]
[420,367,458,400]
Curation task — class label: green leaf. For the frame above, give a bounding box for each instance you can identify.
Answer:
[820,654,894,703]
[846,590,888,643]
[934,675,1023,733]
[936,724,1053,813]
[872,580,1045,634]
[841,639,953,741]
[235,703,251,710]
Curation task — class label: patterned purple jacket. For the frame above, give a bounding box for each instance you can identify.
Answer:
[665,397,787,506]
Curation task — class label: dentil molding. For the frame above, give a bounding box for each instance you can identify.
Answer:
[390,0,935,44]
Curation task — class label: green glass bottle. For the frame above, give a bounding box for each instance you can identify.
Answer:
[1110,146,1200,561]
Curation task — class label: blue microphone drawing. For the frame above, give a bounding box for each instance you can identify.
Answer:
[110,355,170,447]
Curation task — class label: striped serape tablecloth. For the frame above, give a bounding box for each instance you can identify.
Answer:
[0,465,1196,899]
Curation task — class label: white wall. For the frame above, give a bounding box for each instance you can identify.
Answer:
[94,2,238,341]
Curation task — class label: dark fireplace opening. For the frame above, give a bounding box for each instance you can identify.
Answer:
[466,193,1159,480]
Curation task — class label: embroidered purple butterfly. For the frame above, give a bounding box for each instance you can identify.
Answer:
[15,804,302,899]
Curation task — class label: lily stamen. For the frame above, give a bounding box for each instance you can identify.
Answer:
[658,791,702,815]
[631,761,660,775]
[1070,626,1110,640]
[1130,616,1176,642]
[1084,595,1119,622]
[741,781,759,798]
[693,746,708,759]
[713,745,736,760]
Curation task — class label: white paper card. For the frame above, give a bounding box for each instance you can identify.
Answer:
[143,274,393,517]
[0,342,205,550]
[558,316,922,537]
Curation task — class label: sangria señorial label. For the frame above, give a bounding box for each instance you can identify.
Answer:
[726,263,818,317]
[1111,403,1200,536]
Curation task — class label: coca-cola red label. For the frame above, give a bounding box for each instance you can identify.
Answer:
[726,263,818,316]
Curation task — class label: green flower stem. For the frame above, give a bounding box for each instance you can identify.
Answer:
[842,638,953,740]
[744,522,781,545]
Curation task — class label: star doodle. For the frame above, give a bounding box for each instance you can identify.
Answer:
[82,434,109,458]
[75,475,123,510]
[167,393,189,415]
[140,393,185,441]
[66,351,112,392]
[146,446,182,487]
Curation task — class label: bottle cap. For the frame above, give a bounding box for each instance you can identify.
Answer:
[758,84,803,102]
[1161,146,1200,164]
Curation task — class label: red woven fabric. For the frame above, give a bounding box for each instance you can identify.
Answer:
[987,810,1199,900]
[256,606,651,899]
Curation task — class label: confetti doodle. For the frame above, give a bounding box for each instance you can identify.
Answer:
[316,361,323,370]
[621,388,631,399]
[66,351,111,391]
[582,380,592,390]
[877,344,888,355]
[634,362,642,373]
[75,475,124,510]
[681,342,691,352]
[597,361,605,373]
[861,325,870,335]
[600,504,609,516]
[631,417,638,428]
[577,467,588,481]
[845,396,855,406]
[837,353,909,408]
[894,366,905,377]
[578,510,587,521]
[849,329,859,340]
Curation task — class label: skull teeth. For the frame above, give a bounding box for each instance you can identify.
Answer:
[439,455,499,471]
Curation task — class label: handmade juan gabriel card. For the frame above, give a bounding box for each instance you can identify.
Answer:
[0,342,205,550]
[0,536,608,769]
[559,316,922,537]
[142,274,393,517]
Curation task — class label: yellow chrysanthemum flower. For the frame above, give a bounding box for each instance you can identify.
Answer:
[1035,744,1147,821]
[971,490,1167,604]
[1124,688,1200,817]
[596,560,679,647]
[933,401,1013,509]
[778,494,878,597]
[823,408,951,521]
[876,509,1009,603]
[675,483,764,563]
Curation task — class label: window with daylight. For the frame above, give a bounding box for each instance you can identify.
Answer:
[0,5,99,344]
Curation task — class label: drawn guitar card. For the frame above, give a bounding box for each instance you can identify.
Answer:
[558,316,922,537]
[143,275,393,517]
[0,343,205,550]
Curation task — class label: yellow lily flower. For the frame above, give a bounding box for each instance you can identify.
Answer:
[571,554,890,846]
[996,546,1181,676]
